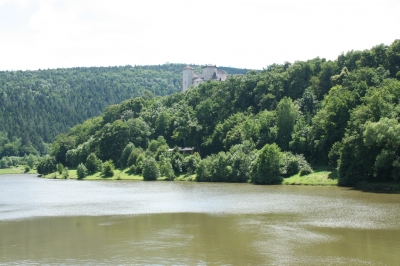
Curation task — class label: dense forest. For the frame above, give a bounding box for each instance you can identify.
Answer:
[38,39,400,186]
[0,64,249,157]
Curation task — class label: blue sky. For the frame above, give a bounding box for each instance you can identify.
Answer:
[0,0,399,70]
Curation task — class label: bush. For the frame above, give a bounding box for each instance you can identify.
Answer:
[24,166,30,173]
[158,155,175,180]
[127,148,143,167]
[281,152,300,177]
[86,153,102,173]
[183,153,201,175]
[195,158,210,182]
[119,143,135,168]
[0,158,8,168]
[61,167,69,179]
[251,143,283,184]
[299,164,313,176]
[37,156,57,175]
[102,160,115,177]
[57,163,64,175]
[77,163,88,179]
[142,157,160,181]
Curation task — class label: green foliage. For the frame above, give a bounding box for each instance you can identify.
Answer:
[0,157,8,168]
[77,163,88,179]
[37,156,57,175]
[26,154,38,169]
[183,152,201,175]
[56,163,64,175]
[101,160,115,177]
[61,167,69,179]
[39,40,400,188]
[119,143,135,168]
[142,157,160,181]
[299,164,313,176]
[85,153,102,174]
[24,166,30,173]
[251,143,283,184]
[276,97,298,150]
[127,147,144,167]
[158,155,175,180]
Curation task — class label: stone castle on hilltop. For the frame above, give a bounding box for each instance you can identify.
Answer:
[181,64,227,92]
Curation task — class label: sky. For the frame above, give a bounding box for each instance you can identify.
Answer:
[0,0,399,71]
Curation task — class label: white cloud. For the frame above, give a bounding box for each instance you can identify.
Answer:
[0,0,399,70]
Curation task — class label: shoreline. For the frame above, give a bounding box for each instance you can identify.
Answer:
[4,166,400,192]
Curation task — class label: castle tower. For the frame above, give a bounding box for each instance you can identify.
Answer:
[202,64,217,81]
[182,65,194,92]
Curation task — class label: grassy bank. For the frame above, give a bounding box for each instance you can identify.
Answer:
[282,166,338,186]
[0,167,37,175]
[42,168,196,181]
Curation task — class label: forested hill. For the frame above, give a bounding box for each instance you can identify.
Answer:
[0,64,249,155]
[46,39,400,185]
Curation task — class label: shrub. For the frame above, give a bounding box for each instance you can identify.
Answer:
[24,166,30,173]
[61,167,69,179]
[102,160,115,177]
[183,153,201,175]
[57,163,64,175]
[37,156,57,175]
[86,153,102,173]
[196,157,212,182]
[299,164,313,176]
[0,158,8,168]
[119,143,135,168]
[158,155,175,180]
[127,147,143,167]
[142,157,160,181]
[77,163,88,179]
[251,143,283,184]
[281,152,300,177]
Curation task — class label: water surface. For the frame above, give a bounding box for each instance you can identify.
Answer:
[1,174,400,265]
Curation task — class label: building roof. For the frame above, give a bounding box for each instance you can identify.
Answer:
[217,69,227,74]
[183,65,194,70]
[202,64,217,68]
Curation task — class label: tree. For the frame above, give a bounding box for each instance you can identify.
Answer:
[56,163,64,175]
[119,142,135,168]
[251,143,283,184]
[86,153,102,174]
[77,163,88,179]
[276,97,298,150]
[183,152,201,175]
[37,156,57,175]
[51,134,76,165]
[101,160,115,177]
[142,157,160,181]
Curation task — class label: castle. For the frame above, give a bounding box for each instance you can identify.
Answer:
[181,64,227,92]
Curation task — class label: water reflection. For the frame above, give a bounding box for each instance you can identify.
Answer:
[1,174,400,265]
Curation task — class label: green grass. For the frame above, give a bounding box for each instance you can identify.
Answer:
[0,166,37,175]
[282,165,338,186]
[42,168,196,181]
[43,168,143,180]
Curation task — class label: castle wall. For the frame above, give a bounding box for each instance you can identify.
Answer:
[182,68,194,92]
[202,65,217,81]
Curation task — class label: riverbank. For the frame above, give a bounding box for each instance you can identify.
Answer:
[40,165,336,185]
[41,168,196,181]
[282,165,338,186]
[0,167,37,175]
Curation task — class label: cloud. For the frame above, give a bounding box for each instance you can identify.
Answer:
[0,0,399,70]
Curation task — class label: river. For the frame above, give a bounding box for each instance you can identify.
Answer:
[1,174,400,265]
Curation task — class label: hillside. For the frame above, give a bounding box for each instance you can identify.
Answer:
[0,64,249,156]
[41,39,400,185]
